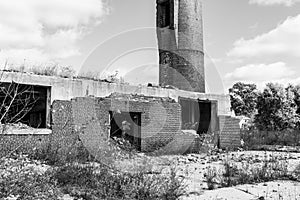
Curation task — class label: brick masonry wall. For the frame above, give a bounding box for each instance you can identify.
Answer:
[94,97,182,152]
[63,96,182,152]
[51,100,83,162]
[219,115,241,149]
[71,97,111,161]
[0,100,78,160]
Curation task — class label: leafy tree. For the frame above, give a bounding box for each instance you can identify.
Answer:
[289,84,300,115]
[255,83,300,131]
[229,82,258,117]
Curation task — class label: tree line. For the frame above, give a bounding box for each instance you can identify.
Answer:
[229,82,300,131]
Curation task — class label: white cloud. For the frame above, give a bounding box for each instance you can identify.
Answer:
[253,77,300,90]
[228,15,300,58]
[249,0,300,6]
[224,62,300,90]
[0,0,108,67]
[45,29,82,59]
[225,62,294,82]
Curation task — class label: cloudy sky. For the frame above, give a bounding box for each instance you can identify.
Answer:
[0,0,300,94]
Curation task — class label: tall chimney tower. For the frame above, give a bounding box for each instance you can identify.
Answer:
[157,0,205,93]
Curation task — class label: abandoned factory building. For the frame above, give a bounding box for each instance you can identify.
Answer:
[0,69,238,152]
[0,0,241,155]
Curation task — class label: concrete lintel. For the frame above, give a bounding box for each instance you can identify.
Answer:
[0,71,231,115]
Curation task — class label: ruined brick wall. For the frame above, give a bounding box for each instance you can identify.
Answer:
[141,101,182,151]
[51,100,83,162]
[0,134,49,158]
[0,100,82,160]
[57,96,182,152]
[218,116,241,149]
[53,95,237,154]
[93,97,182,152]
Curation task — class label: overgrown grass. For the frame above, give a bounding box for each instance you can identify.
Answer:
[1,139,187,200]
[29,139,92,166]
[54,163,186,200]
[241,129,300,149]
[0,155,62,199]
[3,64,129,84]
[204,153,291,190]
[5,64,76,78]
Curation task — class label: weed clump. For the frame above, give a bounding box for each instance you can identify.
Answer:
[204,153,290,189]
[53,163,186,200]
[0,155,62,199]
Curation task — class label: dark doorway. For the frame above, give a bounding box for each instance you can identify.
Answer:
[0,82,50,128]
[198,101,211,133]
[180,98,216,134]
[109,111,141,151]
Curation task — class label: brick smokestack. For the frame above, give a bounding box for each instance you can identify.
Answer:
[157,0,205,93]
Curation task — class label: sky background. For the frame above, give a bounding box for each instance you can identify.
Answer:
[0,0,300,94]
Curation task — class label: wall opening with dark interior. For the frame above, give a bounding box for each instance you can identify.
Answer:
[109,111,141,151]
[0,82,50,128]
[180,98,218,134]
[157,0,173,28]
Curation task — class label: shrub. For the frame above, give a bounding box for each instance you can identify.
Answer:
[30,139,92,166]
[58,66,76,78]
[236,156,288,184]
[77,71,101,81]
[204,166,219,190]
[219,159,240,187]
[241,129,300,148]
[29,65,59,76]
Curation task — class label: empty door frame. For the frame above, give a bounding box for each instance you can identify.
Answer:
[109,111,142,150]
[179,97,218,134]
